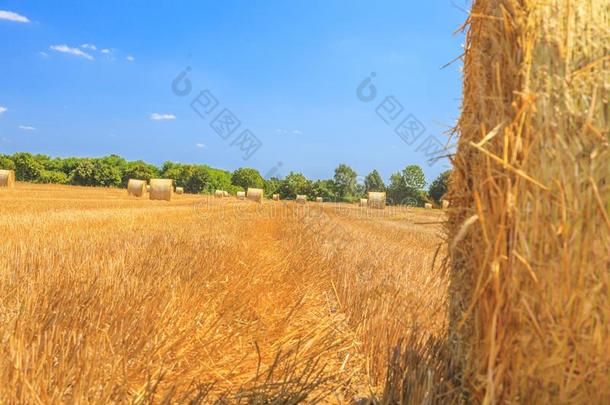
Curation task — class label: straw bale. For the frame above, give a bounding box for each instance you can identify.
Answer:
[175,187,184,195]
[296,195,307,204]
[0,170,15,188]
[127,179,147,197]
[247,188,263,203]
[149,179,173,201]
[447,0,610,402]
[367,192,386,209]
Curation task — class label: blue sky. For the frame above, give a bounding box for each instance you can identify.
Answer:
[0,1,467,183]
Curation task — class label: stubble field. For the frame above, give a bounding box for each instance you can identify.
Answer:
[0,183,448,403]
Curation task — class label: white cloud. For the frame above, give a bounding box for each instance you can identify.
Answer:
[81,43,97,50]
[150,113,176,121]
[50,44,94,60]
[101,48,111,54]
[19,125,36,131]
[0,10,30,23]
[0,106,6,114]
[39,51,48,57]
[195,143,206,149]
[126,55,135,62]
[292,129,303,135]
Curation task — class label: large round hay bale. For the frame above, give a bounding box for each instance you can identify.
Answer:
[447,1,610,402]
[367,192,386,209]
[175,187,184,195]
[247,188,263,203]
[214,190,224,198]
[316,197,323,203]
[272,194,280,201]
[424,203,432,209]
[359,198,368,207]
[149,179,173,201]
[236,191,246,200]
[127,179,147,197]
[296,195,307,204]
[0,169,15,188]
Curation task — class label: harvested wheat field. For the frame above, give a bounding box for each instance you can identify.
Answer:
[0,183,448,403]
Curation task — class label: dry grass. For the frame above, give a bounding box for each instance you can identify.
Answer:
[0,183,447,403]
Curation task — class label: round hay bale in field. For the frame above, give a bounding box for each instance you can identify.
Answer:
[441,199,450,209]
[175,187,184,195]
[359,198,368,207]
[424,203,433,209]
[272,194,280,201]
[127,179,147,197]
[215,190,224,198]
[367,192,386,209]
[316,197,323,203]
[146,185,151,192]
[223,191,229,197]
[236,191,246,200]
[149,179,173,201]
[0,169,16,188]
[296,195,307,204]
[247,188,263,203]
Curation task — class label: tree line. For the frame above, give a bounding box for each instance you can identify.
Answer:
[0,152,449,206]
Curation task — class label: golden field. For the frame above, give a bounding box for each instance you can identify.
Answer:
[0,183,448,404]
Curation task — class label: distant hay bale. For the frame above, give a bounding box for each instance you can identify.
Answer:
[316,197,323,203]
[424,203,432,209]
[127,179,147,197]
[272,194,280,201]
[237,191,246,200]
[146,185,151,192]
[149,179,173,201]
[359,198,368,207]
[296,195,307,204]
[214,190,224,198]
[447,1,610,402]
[367,192,386,209]
[0,169,16,188]
[247,188,263,203]
[223,191,229,197]
[175,187,184,195]
[441,199,450,209]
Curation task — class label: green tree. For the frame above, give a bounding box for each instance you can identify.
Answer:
[332,164,357,200]
[12,152,44,182]
[364,170,385,193]
[183,165,211,194]
[0,154,15,171]
[309,179,336,201]
[39,170,69,184]
[429,170,451,204]
[70,160,96,186]
[231,168,264,190]
[264,177,282,197]
[122,161,159,186]
[387,165,427,206]
[92,159,122,187]
[278,172,309,199]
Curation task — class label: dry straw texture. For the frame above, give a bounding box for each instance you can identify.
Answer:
[247,188,263,203]
[237,191,246,200]
[126,179,147,197]
[149,179,173,201]
[448,0,610,403]
[296,195,307,204]
[175,187,184,195]
[0,170,15,188]
[359,199,368,207]
[0,183,446,403]
[368,192,386,210]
